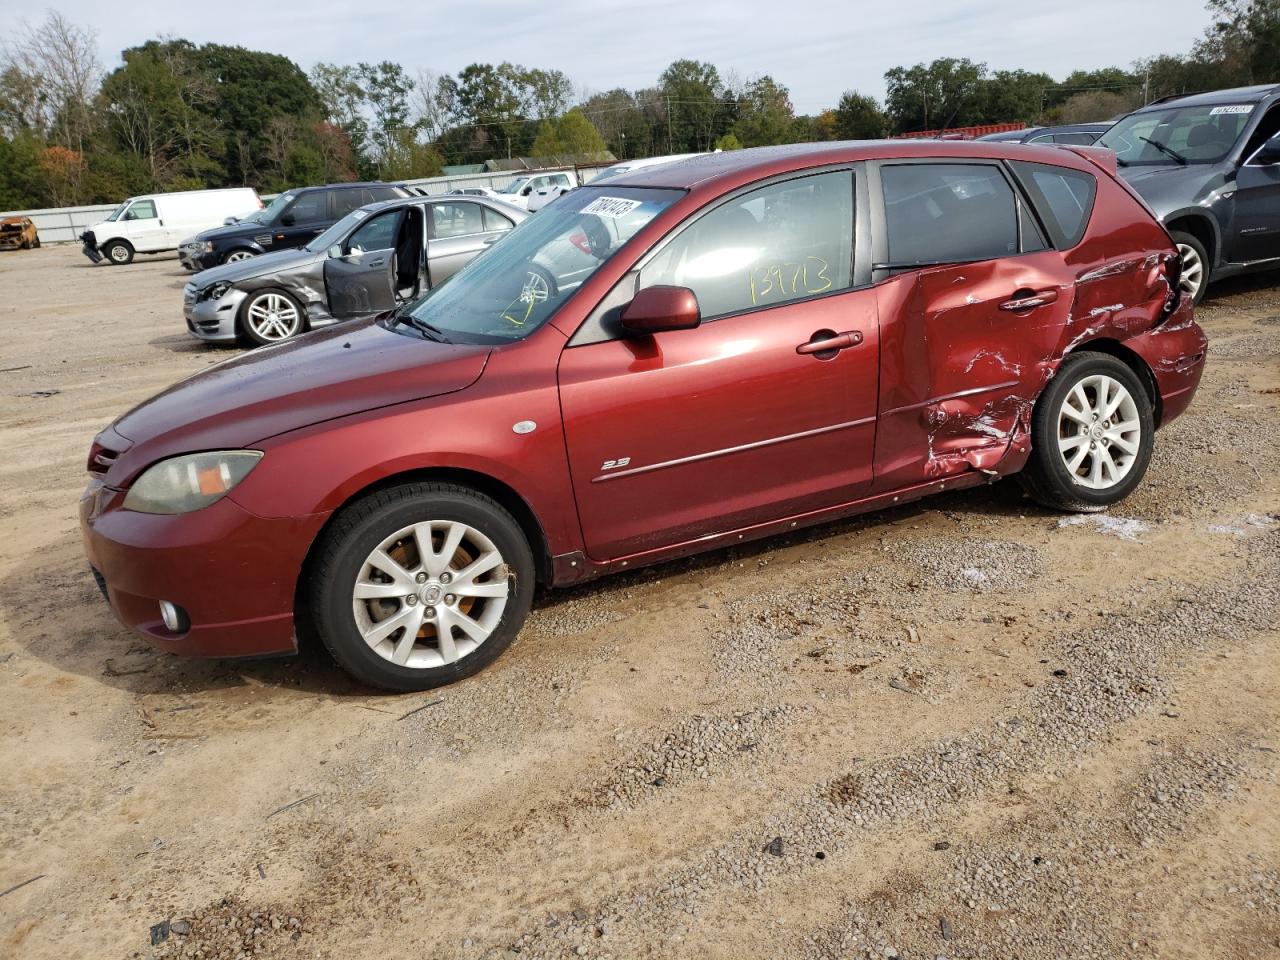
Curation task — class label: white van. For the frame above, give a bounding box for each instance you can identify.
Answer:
[82,188,261,265]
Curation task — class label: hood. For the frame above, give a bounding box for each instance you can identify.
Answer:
[194,217,273,242]
[107,319,489,481]
[1116,162,1233,217]
[193,246,320,289]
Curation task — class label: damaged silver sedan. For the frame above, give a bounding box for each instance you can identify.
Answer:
[183,195,529,346]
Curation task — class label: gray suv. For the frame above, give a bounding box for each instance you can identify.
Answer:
[1098,84,1280,303]
[183,194,528,346]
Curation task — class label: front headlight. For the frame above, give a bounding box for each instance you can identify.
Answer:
[203,241,214,252]
[205,281,231,301]
[123,451,263,514]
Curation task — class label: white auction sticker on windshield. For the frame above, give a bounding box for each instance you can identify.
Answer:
[1209,104,1252,115]
[580,196,643,218]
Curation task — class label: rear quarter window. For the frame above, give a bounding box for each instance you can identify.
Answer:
[1011,161,1097,248]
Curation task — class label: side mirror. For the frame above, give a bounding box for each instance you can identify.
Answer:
[1254,135,1280,165]
[280,213,295,226]
[327,244,344,259]
[620,285,701,335]
[521,186,532,196]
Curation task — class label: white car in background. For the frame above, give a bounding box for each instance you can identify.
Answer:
[589,152,708,183]
[494,171,578,212]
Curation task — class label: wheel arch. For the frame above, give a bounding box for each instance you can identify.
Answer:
[236,285,310,337]
[295,466,554,628]
[1165,211,1219,267]
[1060,338,1163,425]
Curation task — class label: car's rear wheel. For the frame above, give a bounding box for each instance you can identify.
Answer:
[1020,352,1154,512]
[222,249,256,265]
[1170,230,1208,305]
[103,240,134,265]
[309,483,535,691]
[240,289,304,346]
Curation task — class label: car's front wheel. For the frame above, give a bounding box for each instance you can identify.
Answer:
[308,483,535,691]
[103,240,134,265]
[222,249,256,265]
[240,289,304,347]
[1020,352,1155,512]
[1170,230,1208,305]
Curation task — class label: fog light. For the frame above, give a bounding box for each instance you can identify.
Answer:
[159,601,189,633]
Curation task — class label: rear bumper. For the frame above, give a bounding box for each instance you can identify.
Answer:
[80,479,328,658]
[1127,294,1208,426]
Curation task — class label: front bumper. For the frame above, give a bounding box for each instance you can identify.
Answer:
[178,246,217,271]
[80,478,327,658]
[81,241,102,263]
[184,286,247,343]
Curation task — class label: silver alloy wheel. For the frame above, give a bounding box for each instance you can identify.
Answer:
[109,244,130,263]
[1176,242,1204,299]
[225,250,255,263]
[245,292,301,341]
[521,270,550,304]
[352,520,510,669]
[1057,373,1142,490]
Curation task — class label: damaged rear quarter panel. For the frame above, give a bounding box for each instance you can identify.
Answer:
[871,170,1191,490]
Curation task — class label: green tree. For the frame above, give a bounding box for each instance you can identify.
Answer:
[357,61,414,177]
[980,69,1054,124]
[731,76,795,146]
[884,58,986,132]
[834,91,887,138]
[660,59,723,151]
[312,63,370,165]
[1199,0,1280,83]
[714,132,742,150]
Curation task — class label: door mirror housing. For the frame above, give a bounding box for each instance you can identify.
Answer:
[327,244,344,259]
[521,186,532,196]
[620,285,701,335]
[1253,134,1280,166]
[280,213,295,227]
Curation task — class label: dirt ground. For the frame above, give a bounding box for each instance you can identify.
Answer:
[1,243,1279,960]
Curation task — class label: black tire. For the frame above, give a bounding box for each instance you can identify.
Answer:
[1169,230,1209,306]
[238,288,305,347]
[103,240,134,265]
[308,483,536,692]
[1019,351,1155,513]
[32,237,40,249]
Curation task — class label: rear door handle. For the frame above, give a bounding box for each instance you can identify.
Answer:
[796,330,864,356]
[999,288,1059,311]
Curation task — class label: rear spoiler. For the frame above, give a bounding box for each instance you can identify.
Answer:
[1064,145,1118,177]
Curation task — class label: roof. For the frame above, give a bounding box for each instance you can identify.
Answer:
[604,139,1103,192]
[1133,84,1280,111]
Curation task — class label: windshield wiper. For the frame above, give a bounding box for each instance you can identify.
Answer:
[1138,136,1188,165]
[403,314,449,343]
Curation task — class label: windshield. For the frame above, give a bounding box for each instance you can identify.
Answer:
[1099,102,1255,166]
[391,186,683,344]
[306,206,375,252]
[497,177,531,195]
[104,200,130,222]
[241,191,295,224]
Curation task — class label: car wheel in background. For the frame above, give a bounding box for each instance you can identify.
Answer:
[240,289,305,347]
[103,240,134,265]
[1020,351,1155,513]
[32,237,40,249]
[222,250,256,265]
[308,483,535,691]
[1169,230,1208,305]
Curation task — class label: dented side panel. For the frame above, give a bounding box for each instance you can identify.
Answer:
[870,167,1202,490]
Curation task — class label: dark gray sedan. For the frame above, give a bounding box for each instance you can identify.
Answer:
[183,195,529,346]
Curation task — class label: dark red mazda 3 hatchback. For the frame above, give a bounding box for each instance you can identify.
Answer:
[82,141,1207,691]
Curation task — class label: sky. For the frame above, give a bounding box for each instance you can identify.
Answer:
[2,0,1218,114]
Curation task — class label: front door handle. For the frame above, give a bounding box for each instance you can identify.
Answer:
[796,330,864,356]
[999,288,1059,311]
[367,257,385,267]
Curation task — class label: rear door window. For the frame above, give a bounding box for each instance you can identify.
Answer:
[331,189,365,219]
[639,169,854,320]
[1011,161,1097,248]
[880,163,1019,266]
[430,202,485,238]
